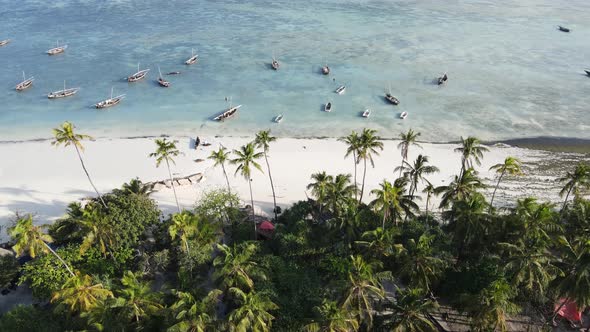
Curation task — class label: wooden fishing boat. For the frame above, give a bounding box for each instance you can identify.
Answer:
[274,114,283,123]
[48,81,79,99]
[185,48,198,65]
[335,85,346,94]
[385,93,400,105]
[127,63,149,82]
[95,87,125,109]
[47,41,67,55]
[166,71,181,75]
[0,39,10,47]
[15,71,34,91]
[437,73,448,85]
[324,102,332,112]
[400,111,408,120]
[271,59,279,70]
[157,66,170,87]
[322,65,330,75]
[362,109,371,118]
[558,26,570,32]
[214,104,241,121]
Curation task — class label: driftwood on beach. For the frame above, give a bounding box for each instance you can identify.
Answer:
[150,172,203,192]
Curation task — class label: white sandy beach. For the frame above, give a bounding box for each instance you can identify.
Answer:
[0,135,574,238]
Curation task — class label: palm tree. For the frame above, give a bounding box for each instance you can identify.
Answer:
[397,129,422,177]
[52,121,107,208]
[227,288,278,332]
[213,242,265,292]
[307,171,334,214]
[436,168,485,209]
[370,179,418,228]
[51,272,113,313]
[447,193,489,258]
[341,256,384,328]
[558,162,590,211]
[209,146,232,194]
[387,287,438,332]
[116,271,163,323]
[339,131,361,200]
[489,157,522,212]
[324,174,357,215]
[398,234,446,293]
[169,289,222,332]
[78,206,116,258]
[117,178,154,196]
[454,136,489,175]
[169,211,198,253]
[149,138,182,213]
[231,143,264,223]
[468,279,520,332]
[396,155,439,197]
[553,236,590,314]
[305,299,359,332]
[254,130,279,220]
[422,182,435,215]
[357,128,384,203]
[512,198,558,245]
[356,227,403,260]
[9,214,75,277]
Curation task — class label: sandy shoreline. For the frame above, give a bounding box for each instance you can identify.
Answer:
[0,135,588,239]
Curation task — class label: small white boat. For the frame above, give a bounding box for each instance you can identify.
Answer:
[437,73,448,85]
[335,85,346,95]
[47,41,67,55]
[400,111,408,119]
[274,114,283,123]
[271,59,279,70]
[15,71,34,91]
[385,82,400,105]
[157,66,170,87]
[214,104,241,121]
[185,48,198,65]
[95,87,125,109]
[322,65,330,75]
[0,39,11,47]
[362,109,371,118]
[48,81,79,99]
[127,63,149,82]
[324,102,332,112]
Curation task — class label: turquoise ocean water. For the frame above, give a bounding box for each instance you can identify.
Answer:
[0,0,589,141]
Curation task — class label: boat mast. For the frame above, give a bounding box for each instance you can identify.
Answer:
[63,80,66,91]
[22,71,25,81]
[158,66,163,79]
[110,87,113,99]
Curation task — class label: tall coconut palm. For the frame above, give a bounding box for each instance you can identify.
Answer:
[370,179,418,228]
[489,157,523,212]
[51,272,113,313]
[454,136,489,175]
[397,129,422,177]
[254,130,279,220]
[468,279,520,332]
[9,214,75,277]
[512,198,558,245]
[422,181,435,215]
[117,178,154,197]
[78,206,116,258]
[169,211,198,253]
[398,234,446,293]
[52,121,107,208]
[339,131,361,200]
[325,174,357,215]
[356,227,403,260]
[396,154,439,197]
[436,168,485,209]
[169,289,222,332]
[553,236,590,312]
[357,128,384,203]
[149,138,182,213]
[558,162,590,211]
[341,256,384,328]
[305,299,359,332]
[213,242,265,292]
[231,143,264,223]
[387,287,438,332]
[447,193,489,259]
[116,271,163,323]
[209,146,232,194]
[227,288,278,332]
[307,171,334,214]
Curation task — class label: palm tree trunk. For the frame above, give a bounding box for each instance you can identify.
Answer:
[399,158,404,178]
[165,158,181,213]
[43,242,75,277]
[425,193,431,215]
[561,185,574,212]
[264,152,278,221]
[221,163,231,194]
[353,152,358,201]
[74,145,107,209]
[489,170,505,213]
[248,178,256,239]
[359,158,367,204]
[382,210,386,229]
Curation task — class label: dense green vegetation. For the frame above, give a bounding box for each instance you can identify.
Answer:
[1,124,589,331]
